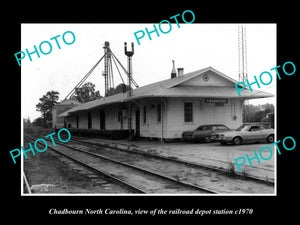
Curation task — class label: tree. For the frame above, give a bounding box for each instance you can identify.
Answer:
[71,82,102,103]
[36,90,59,127]
[243,103,274,122]
[106,83,132,96]
[32,117,45,127]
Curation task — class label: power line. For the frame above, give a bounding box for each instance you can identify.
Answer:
[64,55,105,99]
[64,42,139,100]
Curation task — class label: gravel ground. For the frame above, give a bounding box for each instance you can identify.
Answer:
[69,141,274,194]
[104,139,275,182]
[22,126,275,194]
[23,140,134,194]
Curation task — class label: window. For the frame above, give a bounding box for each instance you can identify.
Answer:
[143,105,147,124]
[213,125,230,131]
[157,104,161,122]
[196,125,205,131]
[184,102,193,122]
[249,125,261,131]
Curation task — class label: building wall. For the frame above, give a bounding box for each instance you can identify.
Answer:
[65,104,130,130]
[137,98,167,139]
[52,104,79,129]
[181,71,233,87]
[166,98,243,138]
[64,97,243,139]
[78,112,88,129]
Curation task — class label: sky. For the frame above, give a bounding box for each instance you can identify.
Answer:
[21,23,276,121]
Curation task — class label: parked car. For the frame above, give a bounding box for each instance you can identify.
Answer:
[211,123,274,145]
[182,124,230,143]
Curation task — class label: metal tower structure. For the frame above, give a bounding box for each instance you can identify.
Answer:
[64,41,138,100]
[238,25,249,122]
[103,41,111,96]
[238,25,248,83]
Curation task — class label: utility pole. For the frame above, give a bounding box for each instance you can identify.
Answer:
[124,42,134,139]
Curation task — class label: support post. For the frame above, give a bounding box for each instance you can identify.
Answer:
[124,42,134,140]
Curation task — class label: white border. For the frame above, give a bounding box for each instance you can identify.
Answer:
[21,23,277,197]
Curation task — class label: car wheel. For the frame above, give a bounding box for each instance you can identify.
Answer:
[267,134,274,143]
[232,136,242,145]
[204,136,211,143]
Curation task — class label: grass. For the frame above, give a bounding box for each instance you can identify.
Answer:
[226,161,250,180]
[174,174,181,182]
[226,162,236,177]
[146,149,158,155]
[24,124,54,136]
[241,167,249,179]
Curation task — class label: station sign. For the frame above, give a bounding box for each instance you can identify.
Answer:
[204,98,228,104]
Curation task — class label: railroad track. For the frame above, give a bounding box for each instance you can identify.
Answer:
[24,134,216,194]
[24,135,146,194]
[69,136,274,185]
[23,172,32,194]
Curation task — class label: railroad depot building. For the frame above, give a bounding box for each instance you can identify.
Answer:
[56,66,273,140]
[52,99,81,129]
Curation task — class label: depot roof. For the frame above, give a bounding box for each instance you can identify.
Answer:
[57,99,81,105]
[59,67,274,117]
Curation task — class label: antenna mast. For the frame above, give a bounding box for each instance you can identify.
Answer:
[238,25,248,82]
[238,25,249,122]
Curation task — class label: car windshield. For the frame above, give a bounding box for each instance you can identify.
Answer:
[236,125,251,131]
[196,126,206,131]
[213,125,230,131]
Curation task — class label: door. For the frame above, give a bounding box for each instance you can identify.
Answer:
[149,105,156,136]
[213,104,225,124]
[247,125,263,142]
[88,112,92,129]
[100,110,105,130]
[135,108,140,137]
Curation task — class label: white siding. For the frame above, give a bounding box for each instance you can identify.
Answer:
[181,71,233,87]
[52,104,78,128]
[65,97,243,139]
[138,99,166,139]
[166,98,243,139]
[79,112,88,129]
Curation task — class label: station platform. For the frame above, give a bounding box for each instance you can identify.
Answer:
[67,128,133,140]
[87,138,275,183]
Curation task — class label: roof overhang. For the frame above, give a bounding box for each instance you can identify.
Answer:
[58,67,274,117]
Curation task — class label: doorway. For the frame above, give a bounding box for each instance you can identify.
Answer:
[88,112,92,129]
[135,108,140,137]
[100,110,105,130]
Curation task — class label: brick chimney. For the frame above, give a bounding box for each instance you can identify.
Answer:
[177,68,184,76]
